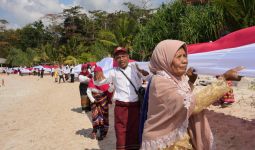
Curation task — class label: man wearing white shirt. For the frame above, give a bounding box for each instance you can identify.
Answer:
[58,66,65,83]
[108,47,149,149]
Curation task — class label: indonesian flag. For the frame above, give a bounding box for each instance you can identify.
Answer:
[188,26,255,77]
[91,26,255,78]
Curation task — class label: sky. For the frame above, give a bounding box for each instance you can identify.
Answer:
[0,0,168,29]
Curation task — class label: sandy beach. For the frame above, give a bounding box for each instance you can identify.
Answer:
[0,74,255,150]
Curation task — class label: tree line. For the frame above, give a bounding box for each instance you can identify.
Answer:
[0,0,254,66]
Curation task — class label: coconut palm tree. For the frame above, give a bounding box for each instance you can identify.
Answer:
[213,0,255,31]
[96,15,139,58]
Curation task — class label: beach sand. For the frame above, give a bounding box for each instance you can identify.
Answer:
[0,75,254,150]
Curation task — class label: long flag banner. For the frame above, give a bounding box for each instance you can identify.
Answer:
[187,26,255,77]
[81,26,255,78]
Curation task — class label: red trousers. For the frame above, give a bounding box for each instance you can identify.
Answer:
[114,100,140,150]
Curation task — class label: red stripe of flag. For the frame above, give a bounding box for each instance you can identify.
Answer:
[187,26,255,54]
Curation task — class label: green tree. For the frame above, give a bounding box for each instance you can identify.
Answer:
[95,15,139,58]
[133,2,182,60]
[0,29,19,58]
[26,48,38,66]
[179,4,224,43]
[40,43,58,63]
[213,0,255,31]
[89,42,112,60]
[64,55,77,65]
[18,20,49,51]
[78,52,97,63]
[6,48,29,66]
[62,6,89,42]
[133,0,225,60]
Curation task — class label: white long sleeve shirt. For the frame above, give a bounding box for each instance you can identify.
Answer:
[79,74,90,83]
[58,68,63,76]
[86,79,114,103]
[108,63,150,102]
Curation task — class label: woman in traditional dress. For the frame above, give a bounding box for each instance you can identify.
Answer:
[54,67,58,82]
[140,40,243,150]
[87,66,114,140]
[219,81,235,107]
[79,64,92,112]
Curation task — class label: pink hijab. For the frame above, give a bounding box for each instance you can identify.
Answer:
[149,40,187,77]
[142,40,213,150]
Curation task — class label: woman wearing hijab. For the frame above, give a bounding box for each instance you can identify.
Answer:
[140,40,243,150]
[79,64,92,112]
[87,66,114,140]
[54,67,58,82]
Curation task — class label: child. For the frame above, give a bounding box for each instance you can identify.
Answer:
[54,69,58,82]
[87,66,113,140]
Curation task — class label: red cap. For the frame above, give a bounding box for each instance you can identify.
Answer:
[114,47,127,56]
[94,66,103,72]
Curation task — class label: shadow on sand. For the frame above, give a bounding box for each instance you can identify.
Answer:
[75,128,94,139]
[74,105,116,150]
[71,107,83,114]
[73,105,255,150]
[206,110,255,150]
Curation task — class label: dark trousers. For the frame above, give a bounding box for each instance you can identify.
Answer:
[70,74,74,82]
[65,74,69,81]
[59,75,65,83]
[40,72,44,78]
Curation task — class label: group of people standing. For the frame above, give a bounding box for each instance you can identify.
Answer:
[78,47,150,147]
[53,65,75,83]
[78,40,243,150]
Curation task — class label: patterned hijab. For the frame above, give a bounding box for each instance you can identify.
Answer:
[141,40,213,150]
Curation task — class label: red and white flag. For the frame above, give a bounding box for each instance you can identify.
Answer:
[188,26,255,77]
[92,26,255,78]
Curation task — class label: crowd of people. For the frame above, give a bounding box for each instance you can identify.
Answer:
[0,65,76,83]
[76,40,243,150]
[0,39,243,150]
[54,65,75,83]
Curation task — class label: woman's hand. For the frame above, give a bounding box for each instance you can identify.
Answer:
[186,67,197,84]
[135,63,149,76]
[222,66,245,81]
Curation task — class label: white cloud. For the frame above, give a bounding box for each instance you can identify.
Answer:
[0,0,70,28]
[6,23,20,30]
[74,0,162,13]
[0,0,165,28]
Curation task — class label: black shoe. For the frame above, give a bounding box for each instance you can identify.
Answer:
[84,107,91,113]
[96,128,104,141]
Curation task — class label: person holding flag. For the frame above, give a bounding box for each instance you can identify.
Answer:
[87,66,114,140]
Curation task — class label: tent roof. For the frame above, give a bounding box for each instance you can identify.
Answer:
[0,58,7,64]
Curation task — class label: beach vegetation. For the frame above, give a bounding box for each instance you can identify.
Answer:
[0,0,254,66]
